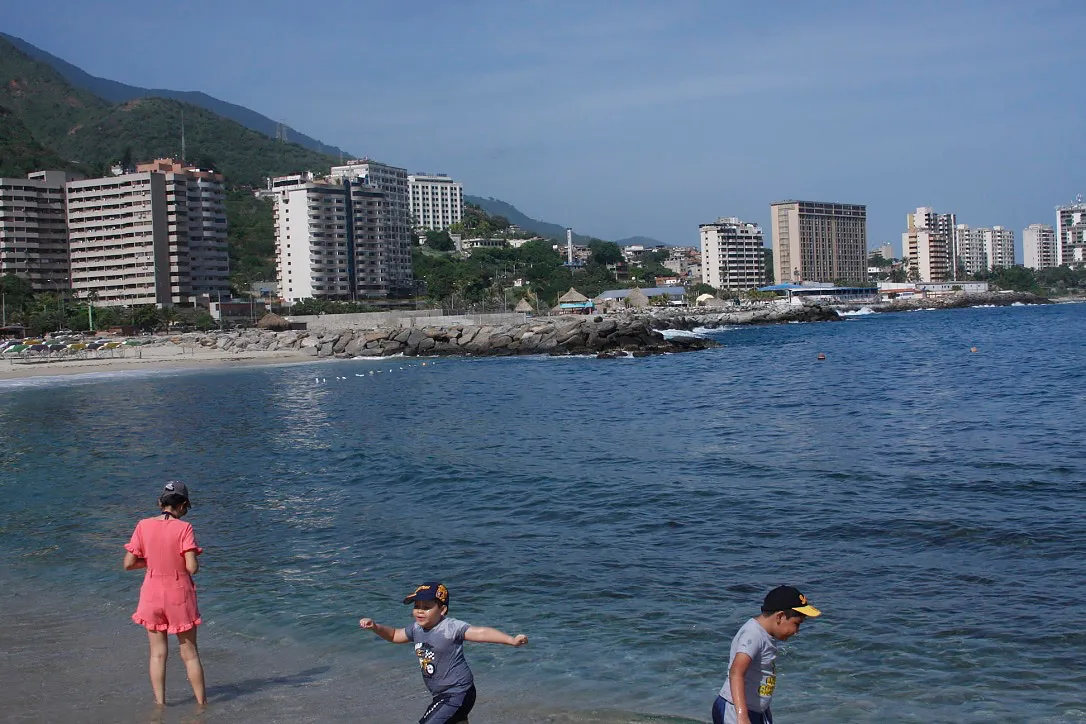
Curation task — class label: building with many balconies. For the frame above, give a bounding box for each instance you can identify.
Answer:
[65,160,228,306]
[1023,223,1057,270]
[699,217,767,290]
[0,170,77,292]
[1056,199,1086,267]
[408,173,463,231]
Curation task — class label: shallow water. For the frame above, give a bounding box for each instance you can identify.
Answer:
[1,304,1084,722]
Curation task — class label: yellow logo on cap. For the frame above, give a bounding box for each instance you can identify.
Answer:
[436,585,448,602]
[799,594,808,605]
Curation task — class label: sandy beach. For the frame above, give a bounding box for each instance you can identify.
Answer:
[0,344,317,381]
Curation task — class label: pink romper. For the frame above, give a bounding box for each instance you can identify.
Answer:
[125,515,204,634]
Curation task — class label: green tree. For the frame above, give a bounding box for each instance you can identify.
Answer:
[587,240,623,266]
[424,230,456,252]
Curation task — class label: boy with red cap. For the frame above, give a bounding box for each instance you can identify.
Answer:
[359,582,528,724]
[712,585,822,724]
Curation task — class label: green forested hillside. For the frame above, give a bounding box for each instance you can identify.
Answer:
[0,105,86,177]
[47,97,338,186]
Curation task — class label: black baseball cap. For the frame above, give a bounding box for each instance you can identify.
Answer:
[161,481,190,500]
[762,585,821,617]
[403,582,449,605]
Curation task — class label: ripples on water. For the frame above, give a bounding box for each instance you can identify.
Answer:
[1,304,1084,722]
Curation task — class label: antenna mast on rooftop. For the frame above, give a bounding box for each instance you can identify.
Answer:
[180,109,186,163]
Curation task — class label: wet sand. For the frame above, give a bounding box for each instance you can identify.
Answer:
[0,346,317,382]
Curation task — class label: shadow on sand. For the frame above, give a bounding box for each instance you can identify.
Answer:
[205,666,331,704]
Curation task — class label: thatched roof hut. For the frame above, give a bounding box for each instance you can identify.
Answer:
[514,298,534,314]
[558,287,589,303]
[256,312,292,331]
[625,287,650,309]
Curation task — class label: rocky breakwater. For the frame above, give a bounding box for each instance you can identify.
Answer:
[149,316,719,359]
[636,302,842,331]
[869,291,1051,312]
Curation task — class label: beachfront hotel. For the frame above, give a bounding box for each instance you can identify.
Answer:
[408,173,463,231]
[65,161,229,306]
[272,171,411,302]
[698,217,767,290]
[769,200,867,283]
[0,171,77,293]
[1056,199,1086,267]
[1023,223,1058,270]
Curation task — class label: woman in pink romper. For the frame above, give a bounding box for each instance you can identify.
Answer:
[123,481,207,707]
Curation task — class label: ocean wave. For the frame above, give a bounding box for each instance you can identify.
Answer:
[839,307,876,317]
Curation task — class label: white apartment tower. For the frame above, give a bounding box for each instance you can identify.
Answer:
[408,173,463,231]
[955,224,988,276]
[65,161,228,306]
[328,160,412,293]
[1023,224,1057,270]
[699,217,766,290]
[906,207,960,278]
[770,200,867,284]
[0,170,77,292]
[902,207,952,282]
[981,226,1016,269]
[1056,200,1086,267]
[273,173,403,302]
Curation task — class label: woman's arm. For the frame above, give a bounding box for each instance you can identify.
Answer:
[464,626,528,646]
[184,550,199,575]
[123,551,146,570]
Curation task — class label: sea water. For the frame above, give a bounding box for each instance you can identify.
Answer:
[1,304,1084,723]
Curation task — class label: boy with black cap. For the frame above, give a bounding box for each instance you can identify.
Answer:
[711,585,822,724]
[359,582,528,724]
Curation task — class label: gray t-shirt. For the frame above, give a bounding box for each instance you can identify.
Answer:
[718,618,778,717]
[403,616,473,695]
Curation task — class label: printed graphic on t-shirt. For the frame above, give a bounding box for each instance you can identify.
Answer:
[759,674,776,697]
[415,642,437,676]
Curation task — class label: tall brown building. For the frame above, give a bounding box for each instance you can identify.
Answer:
[770,200,867,284]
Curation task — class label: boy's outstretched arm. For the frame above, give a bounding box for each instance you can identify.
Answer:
[464,626,528,646]
[359,618,409,643]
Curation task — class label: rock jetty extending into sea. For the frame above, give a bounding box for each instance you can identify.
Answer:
[135,303,845,360]
[860,290,1051,312]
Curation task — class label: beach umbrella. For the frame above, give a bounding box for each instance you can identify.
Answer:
[514,299,534,314]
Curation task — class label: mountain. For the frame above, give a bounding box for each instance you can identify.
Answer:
[0,105,86,178]
[1,33,353,160]
[465,195,597,242]
[0,37,339,185]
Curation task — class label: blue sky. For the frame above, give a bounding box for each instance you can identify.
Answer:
[7,0,1086,255]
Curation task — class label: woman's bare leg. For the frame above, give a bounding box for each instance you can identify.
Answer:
[176,628,207,705]
[146,630,168,706]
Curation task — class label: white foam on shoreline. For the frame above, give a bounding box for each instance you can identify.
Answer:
[838,307,876,317]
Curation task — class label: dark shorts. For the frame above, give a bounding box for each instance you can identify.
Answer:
[712,696,773,724]
[420,685,476,724]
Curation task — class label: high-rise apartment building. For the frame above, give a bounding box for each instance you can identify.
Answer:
[1056,200,1086,267]
[0,170,77,292]
[65,160,228,306]
[273,172,407,302]
[1023,224,1057,270]
[328,160,412,293]
[980,226,1015,269]
[699,217,766,290]
[136,160,229,299]
[906,207,960,278]
[770,200,867,283]
[955,224,987,276]
[408,173,463,231]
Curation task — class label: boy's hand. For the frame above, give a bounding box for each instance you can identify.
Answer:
[359,618,375,629]
[512,634,528,647]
